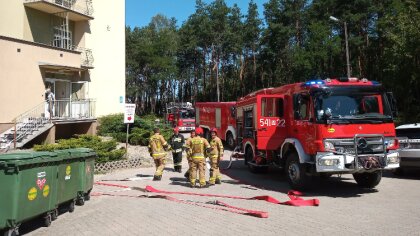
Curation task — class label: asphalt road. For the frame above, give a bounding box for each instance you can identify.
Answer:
[23,146,420,236]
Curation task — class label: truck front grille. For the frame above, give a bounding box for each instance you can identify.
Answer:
[325,135,385,155]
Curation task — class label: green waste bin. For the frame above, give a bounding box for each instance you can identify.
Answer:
[0,152,62,233]
[54,148,96,206]
[54,150,83,208]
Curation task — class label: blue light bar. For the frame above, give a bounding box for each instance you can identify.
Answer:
[303,80,325,86]
[371,81,381,85]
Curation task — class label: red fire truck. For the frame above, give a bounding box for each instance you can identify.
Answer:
[165,102,195,132]
[195,102,237,148]
[234,77,400,190]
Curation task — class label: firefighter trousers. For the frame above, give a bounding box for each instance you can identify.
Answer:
[184,156,192,178]
[189,157,206,186]
[209,155,221,184]
[153,155,166,177]
[172,152,183,172]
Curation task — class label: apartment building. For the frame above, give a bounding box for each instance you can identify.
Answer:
[0,0,125,150]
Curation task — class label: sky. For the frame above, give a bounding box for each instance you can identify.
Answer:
[126,0,267,28]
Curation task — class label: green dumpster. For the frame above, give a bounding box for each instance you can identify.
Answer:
[54,150,83,209]
[55,148,96,205]
[0,152,62,234]
[73,148,96,202]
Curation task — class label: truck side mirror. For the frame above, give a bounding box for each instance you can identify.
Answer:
[386,92,398,117]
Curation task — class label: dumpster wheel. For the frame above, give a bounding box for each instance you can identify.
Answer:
[76,196,85,206]
[43,213,52,227]
[85,192,91,201]
[3,226,19,236]
[51,209,58,221]
[68,200,75,213]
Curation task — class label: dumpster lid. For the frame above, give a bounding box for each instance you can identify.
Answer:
[54,148,96,159]
[0,151,61,166]
[0,151,57,161]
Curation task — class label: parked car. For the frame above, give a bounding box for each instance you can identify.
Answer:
[395,123,420,174]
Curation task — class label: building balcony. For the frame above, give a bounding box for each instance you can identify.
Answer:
[49,99,96,122]
[41,43,94,69]
[24,0,94,21]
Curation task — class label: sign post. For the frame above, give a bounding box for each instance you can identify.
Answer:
[124,104,136,150]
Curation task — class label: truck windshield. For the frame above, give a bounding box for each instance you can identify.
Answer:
[181,110,195,119]
[314,87,393,123]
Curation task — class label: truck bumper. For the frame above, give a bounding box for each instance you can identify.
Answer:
[398,149,420,168]
[179,126,195,132]
[315,151,399,173]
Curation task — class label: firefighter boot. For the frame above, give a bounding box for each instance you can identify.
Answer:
[184,171,190,178]
[177,166,182,173]
[153,175,162,181]
[215,179,221,184]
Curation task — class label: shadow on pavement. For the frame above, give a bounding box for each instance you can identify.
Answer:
[16,206,72,235]
[169,177,192,188]
[382,169,420,180]
[221,160,379,198]
[135,174,154,177]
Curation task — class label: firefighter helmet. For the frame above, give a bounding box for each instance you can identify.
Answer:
[210,128,218,134]
[173,127,179,132]
[195,127,204,135]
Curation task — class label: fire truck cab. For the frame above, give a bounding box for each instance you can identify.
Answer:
[236,77,400,190]
[165,102,195,132]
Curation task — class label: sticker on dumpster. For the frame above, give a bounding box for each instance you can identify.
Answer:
[86,165,91,174]
[37,178,46,190]
[28,187,37,201]
[43,185,50,197]
[37,172,46,178]
[65,165,71,180]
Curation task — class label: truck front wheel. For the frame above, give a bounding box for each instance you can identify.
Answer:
[353,171,382,188]
[285,152,310,191]
[245,146,268,173]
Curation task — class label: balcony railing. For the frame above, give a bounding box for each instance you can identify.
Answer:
[24,0,94,18]
[80,48,94,68]
[49,99,96,120]
[48,43,94,67]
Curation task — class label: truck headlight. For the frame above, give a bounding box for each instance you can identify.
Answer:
[324,141,335,152]
[387,155,399,164]
[318,159,340,166]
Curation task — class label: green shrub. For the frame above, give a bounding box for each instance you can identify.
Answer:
[97,113,172,146]
[33,135,125,163]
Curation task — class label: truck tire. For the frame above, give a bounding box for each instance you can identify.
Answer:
[226,132,235,150]
[353,171,382,188]
[285,152,310,191]
[245,146,268,174]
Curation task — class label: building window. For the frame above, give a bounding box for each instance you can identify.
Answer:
[53,26,73,50]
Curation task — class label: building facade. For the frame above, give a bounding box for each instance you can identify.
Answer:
[0,0,125,149]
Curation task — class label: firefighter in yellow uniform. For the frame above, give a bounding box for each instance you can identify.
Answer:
[183,129,196,178]
[185,128,210,188]
[148,128,170,181]
[208,128,224,185]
